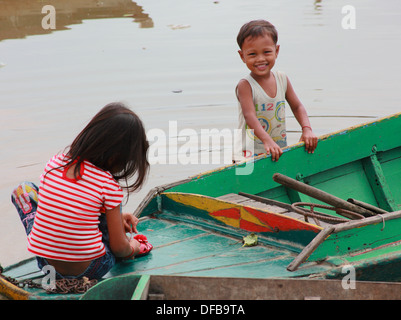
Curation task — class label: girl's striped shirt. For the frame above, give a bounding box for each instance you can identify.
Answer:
[27,154,124,262]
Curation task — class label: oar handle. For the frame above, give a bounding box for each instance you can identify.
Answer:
[272,173,375,217]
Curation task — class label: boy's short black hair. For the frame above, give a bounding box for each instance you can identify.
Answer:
[237,20,278,48]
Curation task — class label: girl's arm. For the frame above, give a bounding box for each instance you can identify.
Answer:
[105,206,140,259]
[285,76,318,154]
[237,79,283,161]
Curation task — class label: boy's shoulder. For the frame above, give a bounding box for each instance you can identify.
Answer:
[274,70,288,84]
[237,71,288,85]
[238,70,287,80]
[275,70,286,77]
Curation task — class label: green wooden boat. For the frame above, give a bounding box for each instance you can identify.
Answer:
[2,112,401,300]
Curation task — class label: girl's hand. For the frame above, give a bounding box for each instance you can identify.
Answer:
[122,213,139,234]
[300,127,318,154]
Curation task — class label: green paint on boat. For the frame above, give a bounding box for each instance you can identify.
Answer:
[3,112,401,300]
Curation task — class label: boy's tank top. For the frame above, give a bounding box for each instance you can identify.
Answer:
[233,71,288,162]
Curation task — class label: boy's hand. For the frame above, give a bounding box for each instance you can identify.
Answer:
[300,127,318,154]
[263,140,283,162]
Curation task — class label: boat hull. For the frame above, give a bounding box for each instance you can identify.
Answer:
[3,112,401,299]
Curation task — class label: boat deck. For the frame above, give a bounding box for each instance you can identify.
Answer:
[109,215,330,279]
[3,214,334,300]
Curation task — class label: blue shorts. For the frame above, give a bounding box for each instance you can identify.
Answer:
[11,181,115,280]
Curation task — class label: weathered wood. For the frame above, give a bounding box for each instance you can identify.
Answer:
[147,275,401,300]
[347,198,388,214]
[131,275,150,300]
[332,210,401,233]
[237,192,333,226]
[273,173,376,217]
[362,152,398,212]
[0,276,30,300]
[133,187,159,217]
[217,193,288,214]
[238,192,294,211]
[217,193,250,203]
[133,178,193,217]
[287,226,335,272]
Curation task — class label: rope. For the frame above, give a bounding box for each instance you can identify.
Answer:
[291,202,365,224]
[379,214,385,231]
[0,266,97,295]
[0,267,41,290]
[45,277,98,294]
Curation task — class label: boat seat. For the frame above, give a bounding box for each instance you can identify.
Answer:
[217,193,289,214]
[217,193,332,227]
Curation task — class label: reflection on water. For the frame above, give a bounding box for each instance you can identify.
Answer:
[314,0,323,11]
[301,0,324,27]
[0,0,153,41]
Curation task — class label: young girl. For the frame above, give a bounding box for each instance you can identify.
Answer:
[11,102,152,280]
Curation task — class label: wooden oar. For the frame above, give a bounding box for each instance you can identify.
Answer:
[272,173,376,218]
[347,198,388,214]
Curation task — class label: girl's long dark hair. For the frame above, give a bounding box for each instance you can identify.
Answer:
[65,102,149,193]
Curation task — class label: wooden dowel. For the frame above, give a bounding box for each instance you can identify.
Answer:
[347,198,388,214]
[287,226,335,272]
[272,173,375,217]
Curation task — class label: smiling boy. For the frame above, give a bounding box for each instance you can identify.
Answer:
[233,20,317,162]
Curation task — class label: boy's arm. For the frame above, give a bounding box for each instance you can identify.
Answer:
[285,76,318,154]
[237,79,283,161]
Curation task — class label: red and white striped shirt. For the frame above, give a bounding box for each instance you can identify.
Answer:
[27,154,124,262]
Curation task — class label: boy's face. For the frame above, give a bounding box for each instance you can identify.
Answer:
[238,34,279,78]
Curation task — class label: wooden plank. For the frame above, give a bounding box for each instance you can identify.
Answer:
[231,194,324,226]
[131,275,150,300]
[362,152,398,212]
[237,192,327,224]
[148,275,401,300]
[238,192,294,211]
[217,193,250,203]
[287,226,335,272]
[378,147,401,207]
[241,199,288,213]
[149,247,291,278]
[0,276,30,300]
[333,210,401,233]
[217,193,288,214]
